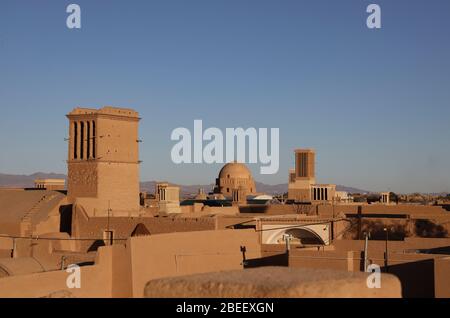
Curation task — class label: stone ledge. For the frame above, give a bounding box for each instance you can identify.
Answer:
[144,266,401,298]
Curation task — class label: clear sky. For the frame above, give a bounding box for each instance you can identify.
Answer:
[1,0,449,193]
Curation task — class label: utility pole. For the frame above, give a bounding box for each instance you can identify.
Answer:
[384,227,389,273]
[61,255,66,270]
[283,234,293,253]
[332,198,335,218]
[11,238,17,258]
[107,200,112,245]
[107,200,111,232]
[363,232,370,271]
[240,246,247,268]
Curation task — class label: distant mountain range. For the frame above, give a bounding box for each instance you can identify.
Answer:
[0,172,67,188]
[0,172,370,195]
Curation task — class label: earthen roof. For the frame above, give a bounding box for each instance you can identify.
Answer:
[0,189,66,223]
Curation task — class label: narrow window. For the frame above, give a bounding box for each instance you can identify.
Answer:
[80,121,84,159]
[73,122,78,159]
[92,121,96,158]
[87,121,91,159]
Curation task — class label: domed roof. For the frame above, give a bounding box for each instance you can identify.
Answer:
[219,162,253,179]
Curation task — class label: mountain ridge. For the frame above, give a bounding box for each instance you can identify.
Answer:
[0,172,370,195]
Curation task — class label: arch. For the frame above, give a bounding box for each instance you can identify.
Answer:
[284,228,326,245]
[264,226,328,245]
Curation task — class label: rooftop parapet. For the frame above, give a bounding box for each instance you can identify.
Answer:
[67,106,139,119]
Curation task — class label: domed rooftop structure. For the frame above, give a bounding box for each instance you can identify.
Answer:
[219,162,253,180]
[214,162,256,197]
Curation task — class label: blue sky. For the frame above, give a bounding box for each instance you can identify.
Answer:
[0,0,449,193]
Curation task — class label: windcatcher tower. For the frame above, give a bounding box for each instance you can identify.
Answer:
[66,106,141,216]
[288,149,316,202]
[295,149,315,185]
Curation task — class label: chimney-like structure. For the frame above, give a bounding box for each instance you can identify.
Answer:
[288,149,316,202]
[66,106,141,216]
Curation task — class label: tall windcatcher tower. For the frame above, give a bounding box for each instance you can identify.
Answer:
[295,149,315,183]
[288,149,316,201]
[66,106,141,216]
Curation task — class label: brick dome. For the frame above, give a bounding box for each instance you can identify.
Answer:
[219,162,253,180]
[215,162,256,197]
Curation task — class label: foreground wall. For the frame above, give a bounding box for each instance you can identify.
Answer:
[0,246,113,298]
[0,229,260,298]
[276,239,450,298]
[435,257,450,298]
[125,229,261,297]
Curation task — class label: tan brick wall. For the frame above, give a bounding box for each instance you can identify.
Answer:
[71,209,217,252]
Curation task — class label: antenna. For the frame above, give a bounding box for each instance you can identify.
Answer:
[107,200,111,232]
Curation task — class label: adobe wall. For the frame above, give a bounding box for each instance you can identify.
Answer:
[0,237,13,251]
[180,206,239,215]
[403,237,450,249]
[239,204,316,215]
[95,162,140,213]
[71,209,217,252]
[111,244,133,297]
[435,257,450,298]
[216,216,256,230]
[0,229,260,298]
[0,246,113,298]
[334,212,449,240]
[203,206,239,215]
[32,198,68,236]
[126,229,261,297]
[286,242,449,297]
[0,223,21,237]
[67,162,98,199]
[317,204,448,217]
[288,250,351,271]
[341,217,409,240]
[330,238,450,253]
[144,266,401,298]
[0,229,445,298]
[0,237,13,259]
[288,188,311,202]
[237,203,448,219]
[34,215,61,236]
